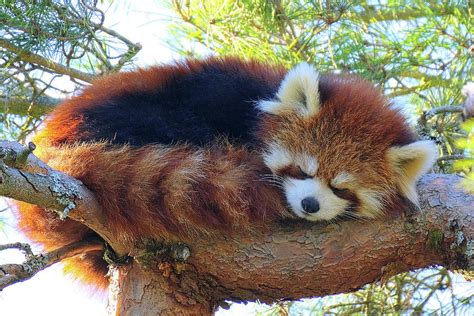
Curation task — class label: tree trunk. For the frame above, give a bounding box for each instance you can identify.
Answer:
[108,174,473,315]
[108,264,213,315]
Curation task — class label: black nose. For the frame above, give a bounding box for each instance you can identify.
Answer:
[301,197,320,214]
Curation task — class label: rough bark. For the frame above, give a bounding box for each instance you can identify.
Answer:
[109,174,473,315]
[0,141,472,315]
[0,141,129,255]
[107,265,213,315]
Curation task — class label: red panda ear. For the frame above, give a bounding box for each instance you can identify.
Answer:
[258,63,321,117]
[387,140,438,206]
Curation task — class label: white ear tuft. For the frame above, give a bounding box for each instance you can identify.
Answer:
[257,63,320,116]
[387,140,438,205]
[257,100,284,114]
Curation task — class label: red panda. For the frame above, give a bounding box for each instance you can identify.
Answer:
[14,57,437,289]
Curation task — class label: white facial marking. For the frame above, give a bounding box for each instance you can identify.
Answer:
[262,143,294,172]
[331,172,356,188]
[263,144,318,176]
[358,189,384,218]
[284,178,349,221]
[298,154,318,176]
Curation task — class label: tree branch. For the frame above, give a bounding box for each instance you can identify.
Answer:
[0,140,472,314]
[0,38,96,83]
[111,175,473,314]
[0,238,103,290]
[423,105,464,120]
[357,5,462,23]
[0,96,59,117]
[437,154,468,162]
[417,105,464,140]
[0,141,128,255]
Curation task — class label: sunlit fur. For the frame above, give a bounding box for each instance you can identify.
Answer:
[15,57,437,289]
[16,142,287,289]
[258,63,437,221]
[387,140,438,205]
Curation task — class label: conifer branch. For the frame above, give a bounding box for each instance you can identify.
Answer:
[0,96,59,117]
[0,38,96,83]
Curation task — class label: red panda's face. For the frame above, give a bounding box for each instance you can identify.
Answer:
[262,140,372,221]
[257,64,438,221]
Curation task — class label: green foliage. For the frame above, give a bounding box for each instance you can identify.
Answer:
[166,0,472,172]
[0,0,141,143]
[165,0,473,314]
[0,0,140,74]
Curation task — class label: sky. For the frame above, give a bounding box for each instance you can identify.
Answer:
[0,1,251,315]
[0,1,268,315]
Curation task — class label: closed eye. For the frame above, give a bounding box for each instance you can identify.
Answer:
[329,184,350,195]
[277,165,313,180]
[296,166,313,179]
[329,184,357,202]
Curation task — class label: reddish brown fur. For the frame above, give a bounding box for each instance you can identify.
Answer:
[258,74,416,217]
[15,59,418,289]
[46,143,287,239]
[15,142,288,288]
[15,57,290,289]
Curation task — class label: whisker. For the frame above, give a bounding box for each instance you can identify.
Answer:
[257,178,284,185]
[267,183,285,189]
[343,212,371,224]
[258,173,285,189]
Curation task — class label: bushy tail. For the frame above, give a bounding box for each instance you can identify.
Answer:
[15,141,288,288]
[14,202,109,289]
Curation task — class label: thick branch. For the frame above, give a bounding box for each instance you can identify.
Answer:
[0,141,128,255]
[112,174,473,314]
[0,140,472,314]
[0,38,95,83]
[198,174,473,299]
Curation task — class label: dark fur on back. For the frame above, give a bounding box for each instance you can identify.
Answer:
[43,57,286,147]
[16,58,290,289]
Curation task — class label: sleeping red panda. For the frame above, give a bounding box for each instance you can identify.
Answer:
[14,57,437,289]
